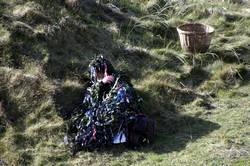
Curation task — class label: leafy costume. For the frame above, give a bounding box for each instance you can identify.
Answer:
[66,56,154,154]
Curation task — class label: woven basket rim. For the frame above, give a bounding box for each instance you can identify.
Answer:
[177,23,215,35]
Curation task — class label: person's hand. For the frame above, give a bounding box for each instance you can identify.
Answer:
[102,75,114,84]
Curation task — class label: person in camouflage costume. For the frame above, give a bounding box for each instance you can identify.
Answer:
[66,55,155,154]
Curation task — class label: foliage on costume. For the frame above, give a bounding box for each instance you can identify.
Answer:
[66,56,154,154]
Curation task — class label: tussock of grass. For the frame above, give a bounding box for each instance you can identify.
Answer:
[0,24,10,45]
[12,1,43,18]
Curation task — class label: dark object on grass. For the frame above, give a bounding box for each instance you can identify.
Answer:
[177,23,214,53]
[128,114,156,149]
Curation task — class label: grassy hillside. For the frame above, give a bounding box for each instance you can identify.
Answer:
[0,0,250,165]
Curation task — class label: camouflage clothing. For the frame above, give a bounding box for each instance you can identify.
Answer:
[66,56,154,154]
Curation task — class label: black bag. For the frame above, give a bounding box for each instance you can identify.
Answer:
[127,114,156,148]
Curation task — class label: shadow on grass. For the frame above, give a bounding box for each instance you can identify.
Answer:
[179,67,210,88]
[132,89,220,154]
[54,83,87,119]
[145,115,220,154]
[0,88,25,126]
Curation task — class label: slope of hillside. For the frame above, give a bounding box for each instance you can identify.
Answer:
[0,0,250,165]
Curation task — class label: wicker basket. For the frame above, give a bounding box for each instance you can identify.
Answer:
[177,23,214,53]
